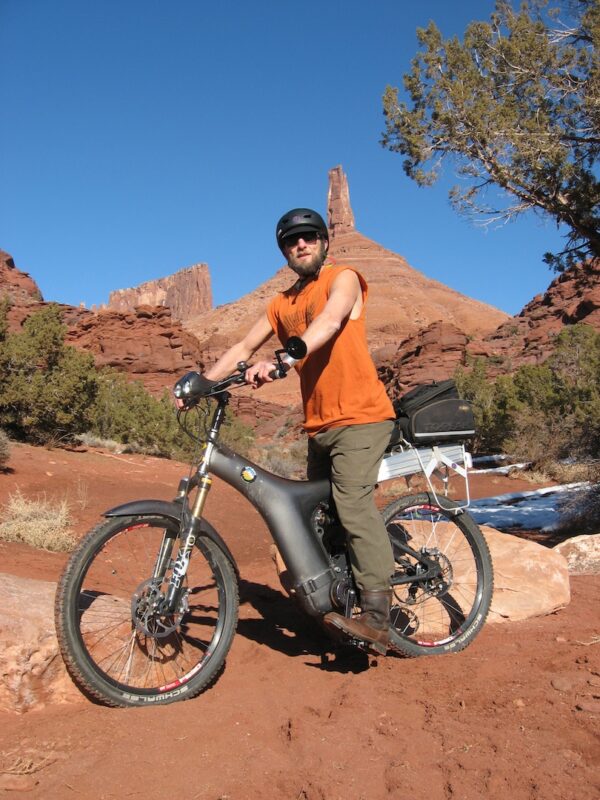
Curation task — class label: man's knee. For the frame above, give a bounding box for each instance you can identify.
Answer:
[332,483,379,525]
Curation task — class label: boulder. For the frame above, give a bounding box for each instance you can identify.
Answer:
[554,534,600,575]
[0,574,81,712]
[482,526,571,622]
[272,525,571,625]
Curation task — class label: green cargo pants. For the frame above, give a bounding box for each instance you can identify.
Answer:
[306,419,395,592]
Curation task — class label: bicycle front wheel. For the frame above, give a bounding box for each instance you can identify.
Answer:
[383,493,493,657]
[55,514,239,707]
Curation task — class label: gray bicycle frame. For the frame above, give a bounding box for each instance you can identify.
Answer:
[105,391,453,617]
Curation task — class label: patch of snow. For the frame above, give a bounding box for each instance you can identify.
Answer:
[470,454,531,475]
[468,483,589,532]
[471,462,530,475]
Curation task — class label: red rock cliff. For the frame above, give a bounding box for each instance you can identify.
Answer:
[472,259,600,371]
[66,305,205,397]
[108,264,212,322]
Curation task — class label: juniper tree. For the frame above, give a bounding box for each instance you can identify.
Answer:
[382,0,600,271]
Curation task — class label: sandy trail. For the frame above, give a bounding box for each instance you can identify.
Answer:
[0,443,598,799]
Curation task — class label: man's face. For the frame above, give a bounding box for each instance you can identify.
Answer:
[282,231,328,278]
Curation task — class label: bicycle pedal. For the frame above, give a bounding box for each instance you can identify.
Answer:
[351,637,387,657]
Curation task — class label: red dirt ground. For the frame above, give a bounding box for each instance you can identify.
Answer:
[0,443,598,800]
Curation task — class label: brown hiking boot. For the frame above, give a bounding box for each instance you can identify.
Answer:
[323,589,392,655]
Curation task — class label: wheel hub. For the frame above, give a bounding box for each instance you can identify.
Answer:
[422,550,453,597]
[131,578,188,638]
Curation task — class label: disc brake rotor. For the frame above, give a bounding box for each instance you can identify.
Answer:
[423,551,453,597]
[131,578,187,638]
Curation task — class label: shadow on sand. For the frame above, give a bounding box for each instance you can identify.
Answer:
[236,578,373,674]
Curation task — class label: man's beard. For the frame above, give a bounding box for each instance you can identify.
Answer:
[287,242,328,278]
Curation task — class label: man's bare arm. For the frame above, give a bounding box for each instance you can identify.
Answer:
[205,313,274,381]
[246,270,362,386]
[301,269,362,353]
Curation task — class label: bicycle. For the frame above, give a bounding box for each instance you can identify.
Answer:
[55,338,493,707]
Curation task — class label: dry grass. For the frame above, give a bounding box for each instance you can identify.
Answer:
[510,460,600,485]
[0,490,76,552]
[75,432,165,457]
[253,441,307,478]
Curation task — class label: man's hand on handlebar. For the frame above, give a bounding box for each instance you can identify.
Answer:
[244,360,288,389]
[173,337,306,405]
[173,371,218,409]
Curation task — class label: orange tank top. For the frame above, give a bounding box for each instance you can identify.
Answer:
[266,262,394,436]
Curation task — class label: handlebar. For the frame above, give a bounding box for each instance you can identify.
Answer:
[174,336,307,407]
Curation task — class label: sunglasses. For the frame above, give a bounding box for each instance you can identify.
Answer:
[282,230,321,248]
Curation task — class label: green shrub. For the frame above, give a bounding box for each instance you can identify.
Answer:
[455,323,600,464]
[87,371,184,457]
[0,305,98,444]
[0,429,10,468]
[0,295,10,343]
[87,375,254,459]
[0,304,254,459]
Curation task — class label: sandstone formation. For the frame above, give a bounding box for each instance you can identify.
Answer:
[376,321,470,401]
[554,535,600,575]
[0,249,207,399]
[0,249,44,330]
[108,263,212,322]
[378,258,600,394]
[0,249,42,304]
[65,305,205,396]
[471,258,600,373]
[327,165,355,237]
[483,525,571,622]
[0,573,81,713]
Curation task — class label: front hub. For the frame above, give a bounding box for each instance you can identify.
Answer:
[131,578,188,638]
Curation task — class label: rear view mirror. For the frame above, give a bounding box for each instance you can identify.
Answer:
[285,336,307,360]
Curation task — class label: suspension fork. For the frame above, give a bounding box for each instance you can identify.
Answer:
[162,396,227,612]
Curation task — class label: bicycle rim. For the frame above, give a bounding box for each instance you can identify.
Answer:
[62,516,236,702]
[383,494,492,656]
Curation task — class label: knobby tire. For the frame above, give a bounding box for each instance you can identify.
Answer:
[382,493,493,657]
[55,514,239,707]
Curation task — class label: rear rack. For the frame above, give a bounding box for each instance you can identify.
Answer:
[377,442,472,509]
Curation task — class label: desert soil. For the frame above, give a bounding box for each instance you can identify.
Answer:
[0,442,598,800]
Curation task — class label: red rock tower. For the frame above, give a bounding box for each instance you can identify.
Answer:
[327,165,355,238]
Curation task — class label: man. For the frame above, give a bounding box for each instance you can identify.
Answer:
[204,208,396,653]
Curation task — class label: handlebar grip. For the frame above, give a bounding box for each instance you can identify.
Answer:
[268,365,287,381]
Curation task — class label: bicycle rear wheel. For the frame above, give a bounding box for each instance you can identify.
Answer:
[55,514,238,707]
[382,493,493,657]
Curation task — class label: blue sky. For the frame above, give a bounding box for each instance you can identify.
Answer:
[1,0,567,317]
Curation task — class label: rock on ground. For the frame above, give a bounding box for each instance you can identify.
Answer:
[554,534,600,575]
[0,574,81,713]
[483,525,571,622]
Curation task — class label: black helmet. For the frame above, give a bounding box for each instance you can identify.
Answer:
[276,208,328,250]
